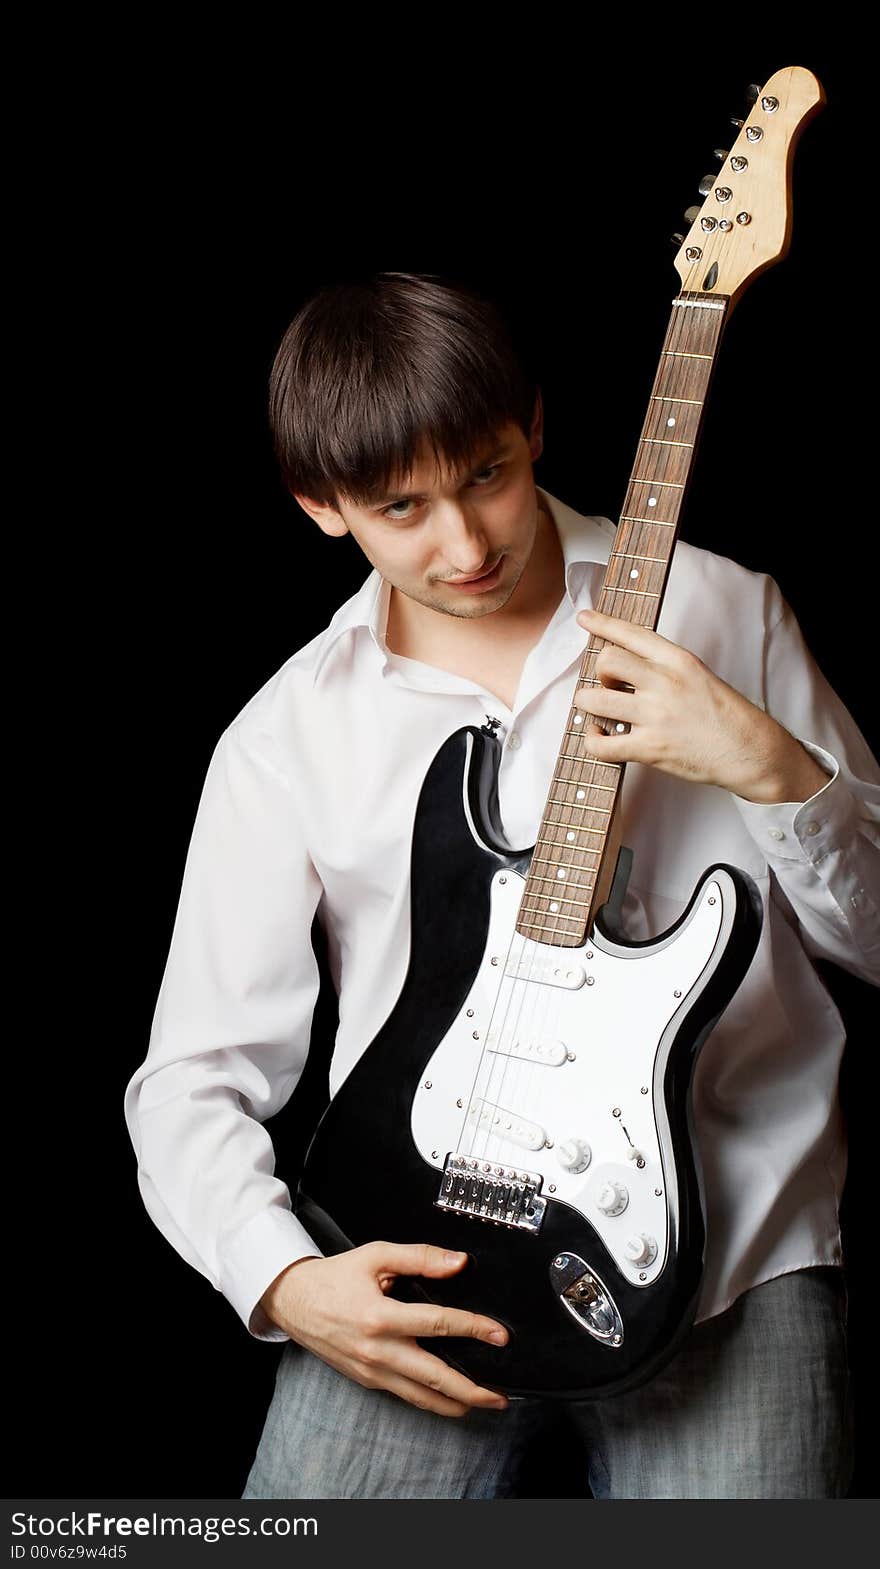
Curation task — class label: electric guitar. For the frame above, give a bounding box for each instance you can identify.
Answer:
[294,66,825,1399]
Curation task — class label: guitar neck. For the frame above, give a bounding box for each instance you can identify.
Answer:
[517,290,730,947]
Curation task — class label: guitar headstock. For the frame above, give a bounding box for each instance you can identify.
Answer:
[672,65,825,307]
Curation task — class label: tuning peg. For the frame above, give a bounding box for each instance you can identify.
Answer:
[698,174,715,195]
[714,148,729,161]
[745,82,761,102]
[730,116,744,129]
[669,232,686,248]
[683,205,701,225]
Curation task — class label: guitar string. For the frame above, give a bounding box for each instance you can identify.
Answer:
[459,243,721,1209]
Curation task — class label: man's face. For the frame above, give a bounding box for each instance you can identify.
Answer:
[299,408,545,621]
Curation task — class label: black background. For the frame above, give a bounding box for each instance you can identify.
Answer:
[16,37,877,1500]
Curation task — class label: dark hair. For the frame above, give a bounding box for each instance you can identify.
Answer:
[268,270,539,511]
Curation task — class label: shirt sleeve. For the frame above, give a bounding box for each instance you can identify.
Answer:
[123,717,326,1343]
[730,582,880,986]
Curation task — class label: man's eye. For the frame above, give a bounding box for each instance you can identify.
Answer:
[381,464,502,521]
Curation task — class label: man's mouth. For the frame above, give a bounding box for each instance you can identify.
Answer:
[445,557,504,592]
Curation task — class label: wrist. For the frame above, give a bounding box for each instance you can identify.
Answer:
[734,723,831,805]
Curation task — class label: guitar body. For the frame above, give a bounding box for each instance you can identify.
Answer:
[296,724,762,1399]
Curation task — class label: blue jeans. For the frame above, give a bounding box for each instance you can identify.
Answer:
[241,1265,855,1499]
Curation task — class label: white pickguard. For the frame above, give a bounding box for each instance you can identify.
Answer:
[411,867,727,1286]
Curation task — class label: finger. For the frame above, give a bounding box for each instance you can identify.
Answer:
[573,687,638,722]
[367,1241,471,1281]
[386,1300,509,1346]
[377,1370,482,1419]
[578,607,681,666]
[393,1343,510,1411]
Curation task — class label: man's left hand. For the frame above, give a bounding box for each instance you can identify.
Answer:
[575,607,829,806]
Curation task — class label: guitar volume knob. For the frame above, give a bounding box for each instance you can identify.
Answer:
[557,1138,592,1173]
[596,1180,628,1216]
[625,1233,658,1267]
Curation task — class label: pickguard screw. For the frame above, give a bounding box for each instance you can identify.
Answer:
[708,896,716,905]
[613,1107,621,1117]
[549,1184,557,1192]
[499,876,507,885]
[545,1139,554,1148]
[655,1188,663,1196]
[432,1150,438,1159]
[491,957,499,966]
[586,976,595,986]
[674,989,682,998]
[639,1271,647,1281]
[472,1031,480,1040]
[567,1052,576,1062]
[586,951,594,960]
[636,1158,645,1169]
[424,1080,432,1089]
[555,1255,568,1268]
[640,1086,649,1095]
[456,1099,463,1108]
[467,1008,474,1017]
[612,1334,622,1346]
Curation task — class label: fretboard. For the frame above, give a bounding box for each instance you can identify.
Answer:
[516,290,730,947]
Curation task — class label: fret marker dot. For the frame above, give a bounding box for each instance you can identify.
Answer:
[557,868,566,879]
[549,901,560,913]
[630,569,639,579]
[566,831,576,841]
[667,417,676,427]
[576,789,586,800]
[648,497,657,507]
[573,713,583,725]
[615,723,627,733]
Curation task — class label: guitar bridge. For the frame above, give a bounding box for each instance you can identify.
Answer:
[435,1152,547,1232]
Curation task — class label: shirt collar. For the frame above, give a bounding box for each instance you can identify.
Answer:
[309,486,615,687]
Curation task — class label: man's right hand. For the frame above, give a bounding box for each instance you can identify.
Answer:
[259,1241,511,1419]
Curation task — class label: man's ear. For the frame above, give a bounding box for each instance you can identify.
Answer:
[529,387,544,463]
[291,492,350,538]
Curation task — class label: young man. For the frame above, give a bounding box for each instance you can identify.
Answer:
[124,271,879,1498]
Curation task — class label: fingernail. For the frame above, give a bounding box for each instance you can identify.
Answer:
[488,1329,507,1344]
[491,1398,509,1410]
[445,1251,466,1265]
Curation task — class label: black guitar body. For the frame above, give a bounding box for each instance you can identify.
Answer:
[295,724,762,1399]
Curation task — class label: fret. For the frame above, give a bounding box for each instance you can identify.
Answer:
[523,883,595,903]
[541,819,605,835]
[551,777,615,798]
[619,514,675,527]
[555,760,619,778]
[530,852,599,872]
[650,395,704,405]
[630,477,684,488]
[516,914,583,931]
[608,552,668,562]
[601,586,661,598]
[661,349,713,359]
[520,889,592,910]
[546,798,611,817]
[639,437,694,448]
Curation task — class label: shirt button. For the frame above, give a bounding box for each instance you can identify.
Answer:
[805,821,820,835]
[507,732,522,750]
[768,827,785,841]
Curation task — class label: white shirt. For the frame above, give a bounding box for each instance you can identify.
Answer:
[123,487,880,1344]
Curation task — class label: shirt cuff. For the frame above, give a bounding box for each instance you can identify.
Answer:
[220,1203,324,1343]
[731,739,857,864]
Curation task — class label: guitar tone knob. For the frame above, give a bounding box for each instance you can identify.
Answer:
[596,1181,629,1216]
[625,1233,658,1267]
[557,1138,592,1174]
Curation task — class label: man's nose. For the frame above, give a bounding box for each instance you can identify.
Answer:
[438,504,490,574]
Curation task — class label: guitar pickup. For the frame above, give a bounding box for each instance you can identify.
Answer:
[466,1099,546,1151]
